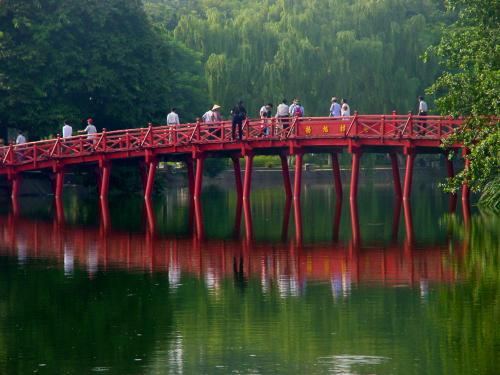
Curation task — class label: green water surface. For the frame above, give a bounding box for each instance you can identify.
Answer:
[0,170,498,375]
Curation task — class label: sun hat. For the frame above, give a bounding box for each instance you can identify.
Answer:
[212,104,221,111]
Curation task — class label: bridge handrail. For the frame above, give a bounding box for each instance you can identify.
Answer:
[0,115,483,168]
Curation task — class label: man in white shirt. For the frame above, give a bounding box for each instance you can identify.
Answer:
[166,108,180,125]
[16,131,26,144]
[418,96,428,115]
[330,97,341,117]
[341,99,350,117]
[62,121,73,138]
[417,96,428,135]
[276,99,289,118]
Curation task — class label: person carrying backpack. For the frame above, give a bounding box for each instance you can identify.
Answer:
[231,100,247,141]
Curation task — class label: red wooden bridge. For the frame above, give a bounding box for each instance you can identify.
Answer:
[0,113,468,206]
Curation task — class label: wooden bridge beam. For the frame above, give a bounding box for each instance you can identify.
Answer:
[144,160,158,199]
[243,153,254,201]
[280,154,292,199]
[331,152,343,200]
[445,154,457,213]
[54,168,65,199]
[389,153,402,199]
[349,150,362,202]
[185,158,195,199]
[403,151,416,201]
[99,161,111,200]
[193,155,205,201]
[9,173,21,201]
[231,156,243,199]
[293,152,303,201]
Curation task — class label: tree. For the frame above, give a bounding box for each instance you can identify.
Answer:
[0,0,206,139]
[425,0,500,208]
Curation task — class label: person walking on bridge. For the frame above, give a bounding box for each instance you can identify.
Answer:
[62,121,73,139]
[417,96,428,135]
[16,131,26,144]
[259,103,273,136]
[78,118,97,138]
[341,99,350,118]
[167,108,180,126]
[330,97,341,117]
[276,99,289,130]
[231,101,247,141]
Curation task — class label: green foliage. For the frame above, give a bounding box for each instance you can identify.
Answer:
[425,0,499,206]
[0,0,207,138]
[148,0,444,117]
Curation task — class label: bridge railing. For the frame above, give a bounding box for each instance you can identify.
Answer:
[0,114,466,168]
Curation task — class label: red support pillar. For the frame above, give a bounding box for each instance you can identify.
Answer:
[281,197,292,241]
[350,200,360,248]
[293,153,303,201]
[293,197,303,244]
[144,197,156,235]
[243,154,253,201]
[392,198,402,241]
[333,197,342,242]
[445,156,457,213]
[243,199,253,242]
[389,153,402,199]
[331,152,343,200]
[233,196,243,239]
[232,156,243,199]
[139,162,147,193]
[193,156,204,201]
[99,161,111,200]
[185,158,195,199]
[194,199,204,240]
[144,161,157,199]
[54,169,64,199]
[403,151,416,201]
[55,197,65,225]
[349,151,361,202]
[10,174,21,200]
[462,157,471,225]
[280,154,292,199]
[403,200,414,245]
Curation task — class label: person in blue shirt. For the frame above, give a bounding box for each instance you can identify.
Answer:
[329,97,341,117]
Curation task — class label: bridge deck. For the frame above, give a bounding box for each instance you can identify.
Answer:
[0,114,462,174]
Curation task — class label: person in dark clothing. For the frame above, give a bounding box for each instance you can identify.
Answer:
[231,100,247,141]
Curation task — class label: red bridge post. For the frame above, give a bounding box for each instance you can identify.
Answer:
[349,150,362,202]
[243,153,254,201]
[9,174,21,201]
[193,155,204,201]
[232,156,243,199]
[331,152,343,200]
[389,153,402,199]
[144,160,158,199]
[293,152,303,201]
[243,199,253,242]
[185,158,195,199]
[99,160,111,200]
[280,154,292,200]
[54,167,65,199]
[462,154,471,225]
[403,150,416,201]
[445,153,457,212]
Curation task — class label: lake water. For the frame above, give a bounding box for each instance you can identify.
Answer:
[0,169,498,375]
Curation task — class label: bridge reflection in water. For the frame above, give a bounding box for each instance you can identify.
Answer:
[0,196,466,296]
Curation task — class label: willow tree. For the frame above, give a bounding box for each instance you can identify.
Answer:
[164,0,443,117]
